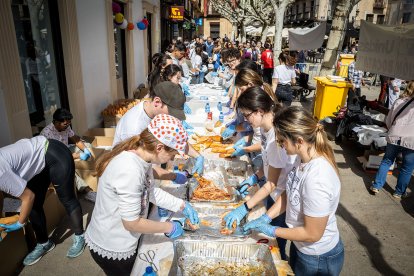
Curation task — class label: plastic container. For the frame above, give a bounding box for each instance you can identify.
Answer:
[217,102,222,112]
[158,207,169,218]
[219,112,224,123]
[337,54,355,78]
[205,103,210,113]
[143,266,157,276]
[313,77,353,120]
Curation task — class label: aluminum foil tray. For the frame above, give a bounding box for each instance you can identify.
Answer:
[173,158,248,178]
[172,240,278,276]
[187,169,239,204]
[182,210,249,241]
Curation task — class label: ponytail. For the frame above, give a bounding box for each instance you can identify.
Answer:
[273,106,339,175]
[262,82,276,101]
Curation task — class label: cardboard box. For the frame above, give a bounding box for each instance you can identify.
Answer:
[83,127,115,138]
[74,147,107,170]
[0,229,28,275]
[91,136,114,148]
[43,188,67,235]
[76,170,98,191]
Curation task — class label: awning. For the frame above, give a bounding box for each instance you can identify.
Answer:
[288,22,326,51]
[357,21,414,80]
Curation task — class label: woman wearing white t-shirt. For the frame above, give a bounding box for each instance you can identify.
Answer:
[224,86,295,260]
[244,106,344,276]
[272,52,297,106]
[86,115,199,276]
[191,46,203,84]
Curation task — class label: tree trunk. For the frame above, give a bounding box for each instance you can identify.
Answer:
[320,0,360,76]
[231,22,238,41]
[260,24,269,44]
[239,21,246,42]
[272,8,286,65]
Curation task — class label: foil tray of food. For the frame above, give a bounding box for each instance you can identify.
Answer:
[187,170,239,204]
[172,240,278,276]
[182,209,249,241]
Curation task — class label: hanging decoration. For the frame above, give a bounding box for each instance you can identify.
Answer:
[114,13,124,24]
[127,22,135,30]
[136,17,149,30]
[112,2,121,13]
[119,19,128,29]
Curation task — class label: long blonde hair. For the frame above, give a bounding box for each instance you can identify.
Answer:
[95,129,176,177]
[273,106,339,174]
[235,69,276,101]
[401,80,414,98]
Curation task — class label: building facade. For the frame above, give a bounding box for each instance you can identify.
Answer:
[284,0,333,27]
[201,0,233,39]
[386,0,414,24]
[0,0,161,147]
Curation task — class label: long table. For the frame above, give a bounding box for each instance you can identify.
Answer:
[131,84,293,275]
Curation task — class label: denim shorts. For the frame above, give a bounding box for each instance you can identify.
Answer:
[276,85,293,106]
[289,239,344,276]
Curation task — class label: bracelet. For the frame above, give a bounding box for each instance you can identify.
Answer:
[244,202,252,212]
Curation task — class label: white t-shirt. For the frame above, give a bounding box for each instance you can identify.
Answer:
[113,101,152,146]
[272,65,296,84]
[40,123,75,146]
[0,136,48,197]
[85,151,183,260]
[191,55,202,70]
[285,156,341,255]
[260,127,295,200]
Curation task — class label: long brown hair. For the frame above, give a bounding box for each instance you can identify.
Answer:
[401,80,414,98]
[273,106,339,174]
[95,129,177,177]
[235,69,276,101]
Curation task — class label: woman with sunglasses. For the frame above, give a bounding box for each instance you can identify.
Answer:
[244,106,344,276]
[86,115,199,276]
[223,86,295,260]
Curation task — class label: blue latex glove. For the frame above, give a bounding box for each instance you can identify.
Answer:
[184,103,192,114]
[234,137,248,148]
[0,221,25,233]
[166,221,184,239]
[221,124,236,140]
[225,99,231,107]
[241,121,253,132]
[211,72,218,77]
[182,202,200,225]
[80,148,91,161]
[182,121,194,130]
[192,156,204,175]
[173,172,187,184]
[237,174,259,198]
[181,83,191,96]
[243,214,272,233]
[223,108,234,116]
[244,221,279,238]
[224,204,248,229]
[231,146,246,157]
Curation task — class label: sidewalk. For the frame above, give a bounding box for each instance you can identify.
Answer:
[20,86,414,276]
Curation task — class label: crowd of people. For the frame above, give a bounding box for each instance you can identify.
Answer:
[1,33,413,276]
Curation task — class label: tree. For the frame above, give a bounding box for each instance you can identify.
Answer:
[268,0,295,63]
[320,0,361,76]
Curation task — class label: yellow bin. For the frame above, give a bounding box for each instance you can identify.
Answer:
[313,77,353,120]
[337,54,355,77]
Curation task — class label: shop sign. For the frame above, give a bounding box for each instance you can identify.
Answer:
[170,6,184,21]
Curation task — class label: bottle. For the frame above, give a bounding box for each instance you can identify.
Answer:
[217,102,222,112]
[205,103,210,113]
[219,111,224,123]
[158,207,169,218]
[143,266,157,276]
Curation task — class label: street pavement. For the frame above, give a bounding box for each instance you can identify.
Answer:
[20,86,414,276]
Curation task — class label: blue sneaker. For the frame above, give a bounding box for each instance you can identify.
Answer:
[66,234,85,258]
[23,240,55,266]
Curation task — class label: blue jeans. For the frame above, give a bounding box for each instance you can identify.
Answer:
[266,197,288,260]
[289,239,344,276]
[276,85,293,106]
[372,143,414,195]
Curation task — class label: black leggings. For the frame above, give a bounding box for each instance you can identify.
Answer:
[90,248,137,276]
[27,139,83,243]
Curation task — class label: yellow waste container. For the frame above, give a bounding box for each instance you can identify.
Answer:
[337,54,355,78]
[313,77,353,120]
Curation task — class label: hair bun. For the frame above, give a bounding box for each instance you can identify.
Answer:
[316,123,324,132]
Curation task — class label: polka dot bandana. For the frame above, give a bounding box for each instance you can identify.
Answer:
[148,114,188,156]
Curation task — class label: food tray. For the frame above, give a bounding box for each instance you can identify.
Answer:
[187,169,239,204]
[182,207,249,241]
[173,158,248,178]
[172,240,278,276]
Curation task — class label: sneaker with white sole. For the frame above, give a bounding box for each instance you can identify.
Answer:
[370,186,379,194]
[67,234,85,258]
[23,240,55,266]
